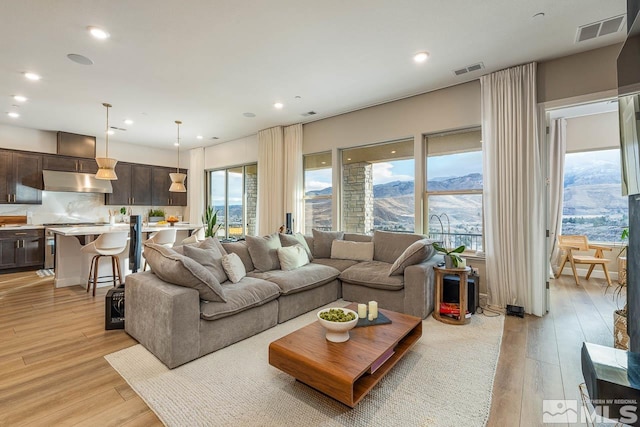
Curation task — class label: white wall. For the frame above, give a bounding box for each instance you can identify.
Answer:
[203,134,258,170]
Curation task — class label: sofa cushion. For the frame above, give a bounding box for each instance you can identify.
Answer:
[339,261,404,291]
[389,238,436,275]
[372,230,424,264]
[182,239,228,283]
[248,263,339,295]
[311,258,360,272]
[331,240,374,262]
[222,241,254,272]
[199,276,280,321]
[279,233,313,260]
[277,245,310,271]
[246,233,282,272]
[312,229,344,258]
[344,233,372,242]
[222,253,247,284]
[143,243,227,302]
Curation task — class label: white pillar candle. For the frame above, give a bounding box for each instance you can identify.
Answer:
[369,301,378,319]
[358,303,367,319]
[368,312,374,321]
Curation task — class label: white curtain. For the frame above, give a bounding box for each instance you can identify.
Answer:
[548,118,567,276]
[187,147,205,225]
[257,126,284,235]
[283,124,304,233]
[481,62,546,316]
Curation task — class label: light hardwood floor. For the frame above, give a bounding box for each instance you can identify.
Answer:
[0,271,621,426]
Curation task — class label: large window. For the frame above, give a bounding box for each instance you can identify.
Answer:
[562,149,627,242]
[304,153,332,234]
[425,128,483,251]
[207,164,257,239]
[341,139,415,234]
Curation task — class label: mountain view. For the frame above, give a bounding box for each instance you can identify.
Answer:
[224,151,627,244]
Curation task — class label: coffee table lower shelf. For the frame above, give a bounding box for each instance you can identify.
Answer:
[269,306,422,408]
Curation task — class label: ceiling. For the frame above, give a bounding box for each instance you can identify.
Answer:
[0,0,627,150]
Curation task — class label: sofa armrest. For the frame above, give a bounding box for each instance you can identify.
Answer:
[125,271,201,368]
[403,255,443,318]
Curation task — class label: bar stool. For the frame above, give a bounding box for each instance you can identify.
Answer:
[143,228,177,270]
[181,226,205,244]
[81,231,129,296]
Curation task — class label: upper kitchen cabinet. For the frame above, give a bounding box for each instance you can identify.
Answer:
[152,166,187,206]
[0,150,42,204]
[105,162,152,206]
[43,155,98,174]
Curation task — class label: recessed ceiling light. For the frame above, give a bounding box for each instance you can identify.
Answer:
[321,161,326,165]
[7,112,20,118]
[106,130,115,135]
[274,102,284,109]
[13,95,27,102]
[24,72,41,81]
[243,112,256,118]
[124,119,134,125]
[174,142,180,147]
[67,53,94,65]
[88,26,110,40]
[391,150,397,154]
[347,158,352,161]
[196,135,203,140]
[413,52,429,63]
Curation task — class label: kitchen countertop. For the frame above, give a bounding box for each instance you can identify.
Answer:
[48,223,201,236]
[0,225,45,230]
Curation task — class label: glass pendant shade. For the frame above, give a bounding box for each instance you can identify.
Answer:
[95,102,118,180]
[169,120,187,192]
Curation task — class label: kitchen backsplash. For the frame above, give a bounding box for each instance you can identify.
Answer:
[0,191,185,224]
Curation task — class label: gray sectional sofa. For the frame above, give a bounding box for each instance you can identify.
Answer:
[125,230,442,368]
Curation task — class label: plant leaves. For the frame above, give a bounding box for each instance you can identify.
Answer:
[451,245,466,253]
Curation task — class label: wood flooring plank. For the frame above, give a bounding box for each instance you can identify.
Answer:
[72,396,151,427]
[115,383,139,401]
[526,311,560,366]
[121,410,163,427]
[520,358,567,427]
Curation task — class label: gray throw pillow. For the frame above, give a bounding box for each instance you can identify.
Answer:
[279,232,313,260]
[388,238,436,275]
[143,243,226,302]
[245,233,282,272]
[222,241,254,272]
[372,230,424,264]
[183,242,228,284]
[312,229,344,259]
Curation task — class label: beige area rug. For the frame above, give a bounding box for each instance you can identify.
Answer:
[106,302,504,427]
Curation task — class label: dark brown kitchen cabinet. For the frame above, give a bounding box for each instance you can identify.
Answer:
[105,162,152,206]
[0,229,44,271]
[0,151,42,204]
[43,155,98,174]
[152,166,187,206]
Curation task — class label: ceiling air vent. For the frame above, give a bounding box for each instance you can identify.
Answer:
[110,126,127,131]
[301,111,317,117]
[576,15,625,42]
[453,62,485,76]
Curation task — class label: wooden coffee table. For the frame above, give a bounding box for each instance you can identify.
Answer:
[268,304,422,407]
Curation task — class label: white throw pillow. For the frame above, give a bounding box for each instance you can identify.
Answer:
[221,253,247,284]
[331,240,374,262]
[277,245,310,271]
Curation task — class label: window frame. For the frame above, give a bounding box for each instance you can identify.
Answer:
[303,152,333,233]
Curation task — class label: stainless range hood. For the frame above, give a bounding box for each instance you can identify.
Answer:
[42,170,113,193]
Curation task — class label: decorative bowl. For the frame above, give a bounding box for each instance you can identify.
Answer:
[317,308,359,342]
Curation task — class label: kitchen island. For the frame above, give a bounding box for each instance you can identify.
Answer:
[49,223,200,289]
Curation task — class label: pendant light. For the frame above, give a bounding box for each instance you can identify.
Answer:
[95,102,118,180]
[169,120,187,192]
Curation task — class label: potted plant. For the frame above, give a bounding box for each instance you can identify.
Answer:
[432,242,466,268]
[148,208,166,223]
[614,227,629,350]
[203,206,221,238]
